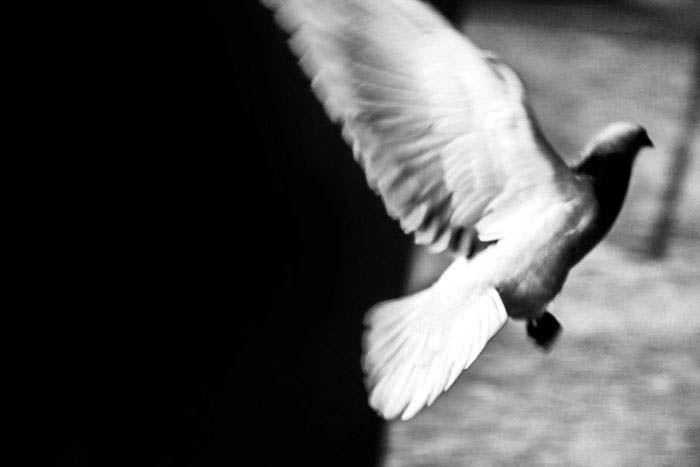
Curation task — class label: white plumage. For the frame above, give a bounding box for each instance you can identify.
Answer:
[260,0,652,420]
[362,257,506,420]
[263,0,575,249]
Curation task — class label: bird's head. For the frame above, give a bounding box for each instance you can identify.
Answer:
[582,121,654,161]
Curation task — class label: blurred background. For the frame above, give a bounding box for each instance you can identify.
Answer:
[394,1,700,466]
[46,0,697,466]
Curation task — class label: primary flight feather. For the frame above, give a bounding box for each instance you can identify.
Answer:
[260,0,653,420]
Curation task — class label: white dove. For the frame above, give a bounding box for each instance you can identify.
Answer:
[260,0,653,420]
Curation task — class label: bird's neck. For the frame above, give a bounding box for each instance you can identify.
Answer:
[573,154,633,258]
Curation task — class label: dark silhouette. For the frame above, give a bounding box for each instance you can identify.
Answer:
[430,0,468,21]
[190,3,411,465]
[49,1,414,466]
[45,2,477,465]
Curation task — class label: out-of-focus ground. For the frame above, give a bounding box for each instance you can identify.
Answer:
[385,1,700,465]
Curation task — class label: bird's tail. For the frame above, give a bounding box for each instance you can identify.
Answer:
[362,257,508,420]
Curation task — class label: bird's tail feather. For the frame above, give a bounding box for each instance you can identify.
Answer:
[362,258,508,420]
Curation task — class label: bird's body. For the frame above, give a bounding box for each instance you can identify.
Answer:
[260,0,653,420]
[491,189,594,319]
[496,144,642,320]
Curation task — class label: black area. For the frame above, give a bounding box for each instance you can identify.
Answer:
[43,2,414,466]
[526,312,563,351]
[429,0,468,22]
[38,1,486,465]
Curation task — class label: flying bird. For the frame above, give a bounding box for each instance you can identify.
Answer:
[260,0,653,420]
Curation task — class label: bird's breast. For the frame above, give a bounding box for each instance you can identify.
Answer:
[483,196,596,319]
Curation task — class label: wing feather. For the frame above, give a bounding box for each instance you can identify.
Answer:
[262,0,579,250]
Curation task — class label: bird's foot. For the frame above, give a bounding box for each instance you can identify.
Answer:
[526,312,562,352]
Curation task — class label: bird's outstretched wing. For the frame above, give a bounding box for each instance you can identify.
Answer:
[261,0,578,251]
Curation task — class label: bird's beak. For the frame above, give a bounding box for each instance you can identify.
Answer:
[641,133,654,148]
